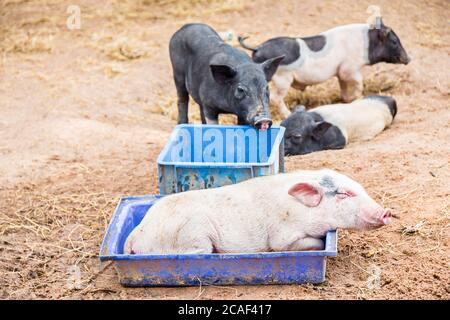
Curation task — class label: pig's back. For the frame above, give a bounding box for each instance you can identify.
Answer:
[311,99,393,142]
[126,193,217,254]
[129,174,292,253]
[170,23,247,61]
[127,170,339,254]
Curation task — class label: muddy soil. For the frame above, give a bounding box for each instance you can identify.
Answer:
[0,0,448,299]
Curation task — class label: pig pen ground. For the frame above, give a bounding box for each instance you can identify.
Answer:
[0,0,449,300]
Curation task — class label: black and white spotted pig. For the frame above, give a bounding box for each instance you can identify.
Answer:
[281,95,397,156]
[239,19,409,118]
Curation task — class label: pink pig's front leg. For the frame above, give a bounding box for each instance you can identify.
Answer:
[286,237,325,251]
[270,231,325,251]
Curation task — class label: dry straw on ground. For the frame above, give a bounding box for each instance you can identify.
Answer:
[98,36,152,61]
[1,0,448,300]
[0,190,119,298]
[0,30,54,54]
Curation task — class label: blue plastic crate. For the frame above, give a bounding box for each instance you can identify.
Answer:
[99,196,338,287]
[157,124,285,195]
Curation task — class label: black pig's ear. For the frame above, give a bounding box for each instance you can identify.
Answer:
[379,26,391,41]
[261,55,285,81]
[210,64,237,84]
[312,121,332,140]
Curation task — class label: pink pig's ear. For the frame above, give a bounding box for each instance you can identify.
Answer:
[288,182,324,207]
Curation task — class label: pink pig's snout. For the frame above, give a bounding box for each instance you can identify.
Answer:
[380,209,392,225]
[359,206,393,229]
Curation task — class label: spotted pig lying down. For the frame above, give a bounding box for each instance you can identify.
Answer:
[124,169,391,255]
[281,95,397,156]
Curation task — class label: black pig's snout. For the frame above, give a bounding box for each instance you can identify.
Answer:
[253,116,273,130]
[402,55,411,65]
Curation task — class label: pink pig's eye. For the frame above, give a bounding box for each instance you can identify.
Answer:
[336,189,356,199]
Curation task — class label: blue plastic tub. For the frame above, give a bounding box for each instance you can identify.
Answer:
[99,196,338,287]
[157,124,285,195]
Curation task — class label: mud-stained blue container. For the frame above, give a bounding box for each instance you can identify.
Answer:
[157,124,285,195]
[99,196,338,287]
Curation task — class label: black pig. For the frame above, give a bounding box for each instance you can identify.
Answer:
[169,23,284,129]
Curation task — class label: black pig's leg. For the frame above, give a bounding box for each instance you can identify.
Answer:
[204,107,219,125]
[237,116,247,125]
[199,106,206,124]
[174,75,189,124]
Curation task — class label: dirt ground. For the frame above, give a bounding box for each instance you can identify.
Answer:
[0,0,449,300]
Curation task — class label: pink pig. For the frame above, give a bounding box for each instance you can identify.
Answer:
[124,169,391,254]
